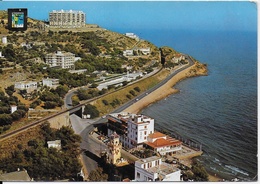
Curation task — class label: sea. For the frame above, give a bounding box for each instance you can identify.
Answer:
[114,28,257,181]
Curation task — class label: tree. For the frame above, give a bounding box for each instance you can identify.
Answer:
[44,101,58,109]
[5,85,15,96]
[191,161,209,181]
[90,83,98,88]
[76,89,89,101]
[0,114,12,126]
[88,167,108,181]
[11,110,26,120]
[54,85,69,98]
[83,104,99,118]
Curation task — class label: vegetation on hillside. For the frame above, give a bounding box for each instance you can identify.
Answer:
[0,88,28,133]
[0,123,82,181]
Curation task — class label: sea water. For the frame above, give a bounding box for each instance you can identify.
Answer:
[118,29,257,180]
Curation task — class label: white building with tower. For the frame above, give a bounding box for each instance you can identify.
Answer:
[107,132,122,165]
[107,113,154,149]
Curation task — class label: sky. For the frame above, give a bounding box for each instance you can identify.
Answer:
[0,1,257,32]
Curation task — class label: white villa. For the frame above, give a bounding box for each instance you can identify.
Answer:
[47,140,61,150]
[139,48,151,55]
[144,132,182,156]
[123,49,134,56]
[123,48,150,57]
[42,78,59,88]
[14,81,37,93]
[172,54,185,64]
[135,156,181,181]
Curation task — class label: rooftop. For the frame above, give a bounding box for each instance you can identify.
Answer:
[145,138,182,148]
[0,170,31,181]
[136,156,160,164]
[147,163,179,175]
[50,9,85,14]
[148,132,166,139]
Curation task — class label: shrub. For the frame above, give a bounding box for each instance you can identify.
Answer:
[134,86,141,92]
[102,99,109,106]
[129,90,136,96]
[44,101,58,109]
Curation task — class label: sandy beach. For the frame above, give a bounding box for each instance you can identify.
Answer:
[123,63,206,114]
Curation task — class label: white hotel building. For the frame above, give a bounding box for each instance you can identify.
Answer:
[49,10,86,28]
[135,156,181,181]
[45,51,75,69]
[107,113,154,149]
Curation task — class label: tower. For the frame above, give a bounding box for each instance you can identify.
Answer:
[107,132,122,165]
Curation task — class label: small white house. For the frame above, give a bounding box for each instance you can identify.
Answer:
[139,48,151,55]
[47,140,61,150]
[123,50,134,56]
[42,78,59,88]
[11,105,17,114]
[0,51,4,58]
[125,33,139,40]
[135,156,181,181]
[2,36,7,44]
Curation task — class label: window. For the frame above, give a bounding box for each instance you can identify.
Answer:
[144,131,147,135]
[137,172,140,178]
[144,164,146,169]
[145,126,147,129]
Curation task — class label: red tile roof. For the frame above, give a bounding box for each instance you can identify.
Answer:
[148,132,166,139]
[108,117,117,123]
